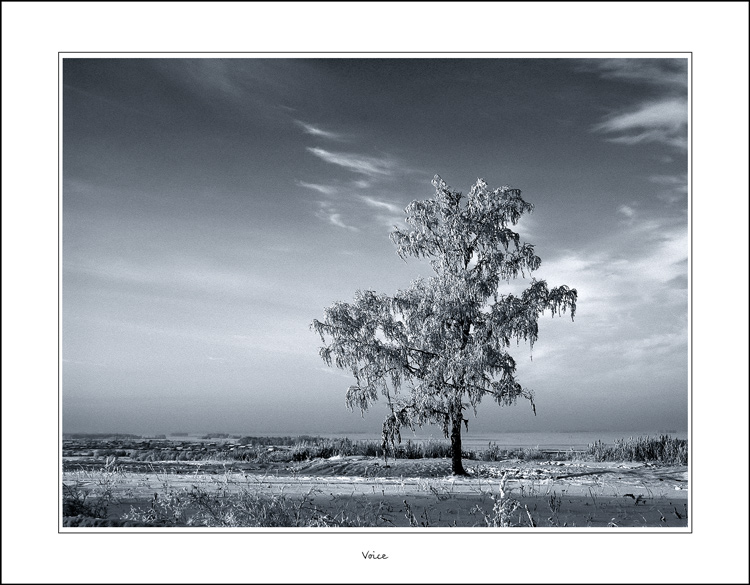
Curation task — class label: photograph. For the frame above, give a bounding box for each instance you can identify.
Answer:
[61,55,690,530]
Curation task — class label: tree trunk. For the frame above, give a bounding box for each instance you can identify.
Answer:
[450,415,468,476]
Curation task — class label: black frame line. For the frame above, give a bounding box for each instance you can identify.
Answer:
[58,50,693,535]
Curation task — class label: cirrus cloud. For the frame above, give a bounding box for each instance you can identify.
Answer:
[307,147,395,177]
[295,120,343,141]
[592,98,688,150]
[578,58,687,88]
[297,181,338,195]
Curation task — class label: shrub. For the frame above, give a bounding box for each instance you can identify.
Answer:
[420,439,452,459]
[121,475,384,528]
[585,435,687,465]
[475,443,548,462]
[62,457,123,518]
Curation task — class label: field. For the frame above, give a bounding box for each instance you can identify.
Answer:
[61,435,689,528]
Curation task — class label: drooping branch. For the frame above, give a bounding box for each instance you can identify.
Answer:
[313,175,577,474]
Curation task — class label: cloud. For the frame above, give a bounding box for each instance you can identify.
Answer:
[528,217,688,389]
[295,120,343,140]
[162,59,247,103]
[297,181,338,195]
[310,197,405,232]
[592,98,688,150]
[307,147,394,177]
[582,59,688,152]
[589,330,687,368]
[315,201,359,231]
[648,175,687,189]
[580,59,688,88]
[361,196,403,215]
[229,328,315,357]
[316,366,354,379]
[618,204,636,218]
[649,174,688,204]
[328,213,359,231]
[62,358,108,367]
[360,196,407,229]
[540,220,687,319]
[65,259,283,301]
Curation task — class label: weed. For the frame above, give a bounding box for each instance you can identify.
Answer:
[403,500,419,527]
[476,442,548,462]
[62,457,123,518]
[65,433,687,465]
[477,474,536,527]
[120,472,388,527]
[548,492,562,514]
[585,435,687,466]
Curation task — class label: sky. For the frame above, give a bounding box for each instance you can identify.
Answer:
[62,57,689,436]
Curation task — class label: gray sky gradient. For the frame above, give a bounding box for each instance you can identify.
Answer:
[62,57,688,435]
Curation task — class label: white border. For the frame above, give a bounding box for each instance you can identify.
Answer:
[3,3,748,584]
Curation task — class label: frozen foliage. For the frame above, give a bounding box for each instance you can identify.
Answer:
[312,176,577,474]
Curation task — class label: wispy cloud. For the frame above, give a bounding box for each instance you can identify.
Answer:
[579,59,687,88]
[592,98,688,150]
[316,366,354,379]
[295,120,343,140]
[649,174,688,204]
[65,259,281,300]
[541,220,687,318]
[361,196,403,215]
[530,219,688,384]
[315,201,359,231]
[582,59,688,152]
[648,175,687,189]
[63,358,108,367]
[166,59,246,102]
[361,196,406,229]
[307,147,394,177]
[297,181,338,195]
[229,330,314,357]
[329,213,358,231]
[618,204,636,218]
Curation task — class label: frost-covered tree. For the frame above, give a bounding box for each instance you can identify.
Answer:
[312,175,577,475]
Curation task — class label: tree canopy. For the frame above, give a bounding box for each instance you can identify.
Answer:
[312,175,577,474]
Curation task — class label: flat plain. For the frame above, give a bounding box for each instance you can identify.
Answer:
[61,436,688,528]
